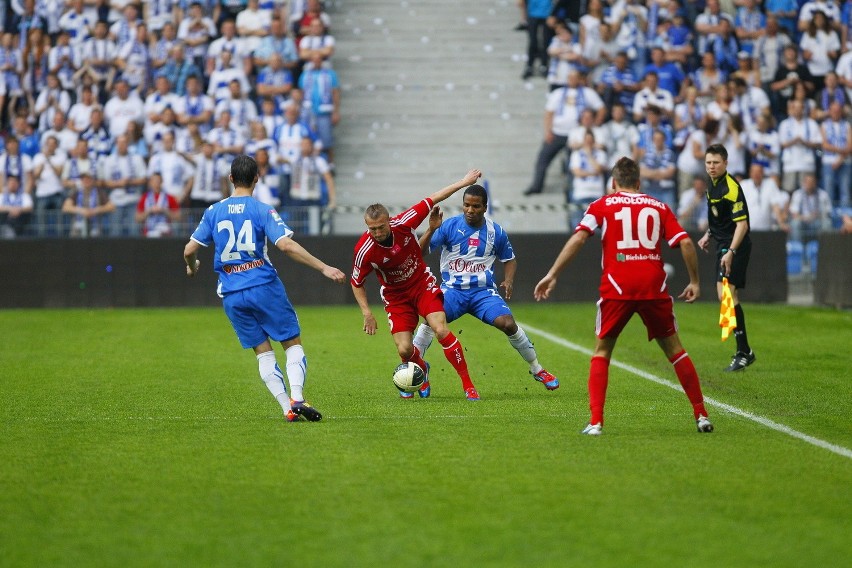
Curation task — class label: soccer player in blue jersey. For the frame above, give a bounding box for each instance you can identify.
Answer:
[183,155,346,422]
[412,184,560,390]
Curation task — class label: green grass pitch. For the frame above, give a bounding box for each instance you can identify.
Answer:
[2,303,850,567]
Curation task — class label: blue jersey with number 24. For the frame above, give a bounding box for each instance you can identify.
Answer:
[191,196,294,296]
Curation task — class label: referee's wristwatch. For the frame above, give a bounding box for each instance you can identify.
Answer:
[727,248,737,255]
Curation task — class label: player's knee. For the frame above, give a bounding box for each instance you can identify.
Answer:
[493,315,517,335]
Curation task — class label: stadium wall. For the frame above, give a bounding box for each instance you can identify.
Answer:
[814,234,852,309]
[1,232,803,309]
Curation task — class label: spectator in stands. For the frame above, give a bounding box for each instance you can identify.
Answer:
[673,86,705,152]
[692,52,727,108]
[68,86,98,134]
[609,0,648,79]
[779,99,823,193]
[568,128,607,225]
[207,109,245,175]
[694,0,732,56]
[219,0,248,27]
[747,111,782,182]
[58,0,94,46]
[740,162,790,231]
[176,74,215,136]
[251,146,281,207]
[711,19,741,76]
[734,0,765,56]
[40,112,78,155]
[639,128,677,208]
[765,0,799,37]
[33,72,71,132]
[160,43,202,97]
[30,135,68,237]
[644,46,684,98]
[283,136,335,234]
[597,50,639,109]
[838,42,852,103]
[730,76,771,133]
[80,107,112,161]
[255,52,293,107]
[771,45,815,119]
[253,16,299,75]
[62,171,114,237]
[150,21,179,74]
[135,172,180,237]
[114,20,152,94]
[125,121,149,159]
[524,69,604,195]
[753,16,792,105]
[110,3,141,47]
[798,0,842,33]
[148,130,195,203]
[813,71,849,122]
[78,19,117,104]
[0,32,23,125]
[0,136,32,191]
[568,108,606,154]
[721,114,748,178]
[601,102,639,168]
[50,30,80,93]
[207,18,248,78]
[275,101,316,196]
[637,104,674,155]
[144,75,179,130]
[187,140,227,210]
[677,118,721,193]
[633,71,674,123]
[820,100,852,208]
[177,1,217,72]
[145,106,181,154]
[788,173,834,243]
[677,176,709,232]
[244,119,276,159]
[545,20,581,91]
[62,138,95,192]
[522,0,553,79]
[236,0,270,56]
[732,52,762,91]
[100,133,147,236]
[299,51,339,166]
[216,78,259,137]
[659,11,695,69]
[0,174,33,238]
[207,49,251,104]
[800,10,842,93]
[298,15,334,69]
[259,96,285,142]
[103,77,144,138]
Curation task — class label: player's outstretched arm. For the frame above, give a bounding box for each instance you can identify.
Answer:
[418,206,443,251]
[428,169,482,205]
[677,238,701,303]
[351,284,377,335]
[183,240,201,277]
[276,236,346,283]
[534,231,589,301]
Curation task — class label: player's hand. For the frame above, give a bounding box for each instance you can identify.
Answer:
[428,206,443,231]
[362,313,377,335]
[462,169,482,186]
[500,279,514,300]
[720,251,733,277]
[323,266,345,283]
[533,276,555,301]
[186,259,200,277]
[678,282,699,303]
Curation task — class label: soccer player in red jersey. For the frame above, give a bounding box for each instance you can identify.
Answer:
[351,169,483,401]
[534,157,714,435]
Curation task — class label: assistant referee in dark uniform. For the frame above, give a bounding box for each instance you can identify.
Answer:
[698,143,756,372]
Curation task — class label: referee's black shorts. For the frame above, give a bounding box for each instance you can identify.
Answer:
[715,238,751,289]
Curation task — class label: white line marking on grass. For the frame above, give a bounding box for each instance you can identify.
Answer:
[521,323,852,460]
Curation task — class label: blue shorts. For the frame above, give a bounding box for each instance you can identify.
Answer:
[442,286,512,325]
[222,279,300,349]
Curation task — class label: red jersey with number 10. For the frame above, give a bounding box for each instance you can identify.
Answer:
[577,191,689,300]
[351,198,437,299]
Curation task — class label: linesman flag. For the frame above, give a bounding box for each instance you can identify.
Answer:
[719,277,737,341]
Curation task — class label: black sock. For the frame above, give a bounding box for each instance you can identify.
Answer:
[734,304,750,354]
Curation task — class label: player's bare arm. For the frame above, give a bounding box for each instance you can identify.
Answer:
[183,240,201,277]
[418,206,443,251]
[500,258,517,300]
[276,236,346,282]
[677,238,701,303]
[534,230,590,301]
[428,169,482,205]
[697,230,711,252]
[719,219,748,277]
[351,284,377,335]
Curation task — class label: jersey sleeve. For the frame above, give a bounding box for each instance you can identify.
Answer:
[494,224,515,263]
[576,198,602,234]
[729,186,749,224]
[264,205,294,245]
[428,222,448,254]
[661,205,689,248]
[396,198,433,230]
[190,206,213,246]
[350,234,374,288]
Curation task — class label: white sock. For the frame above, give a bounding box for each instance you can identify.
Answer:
[257,351,291,413]
[285,344,307,402]
[412,323,435,358]
[508,326,542,374]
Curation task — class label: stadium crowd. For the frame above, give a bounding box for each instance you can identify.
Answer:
[0,0,340,238]
[519,0,852,267]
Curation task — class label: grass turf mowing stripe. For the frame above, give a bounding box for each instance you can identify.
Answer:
[521,322,852,460]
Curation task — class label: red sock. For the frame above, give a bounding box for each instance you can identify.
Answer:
[438,332,474,390]
[406,346,427,373]
[670,350,708,419]
[589,356,609,426]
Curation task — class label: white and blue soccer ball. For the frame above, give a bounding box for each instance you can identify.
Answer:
[392,362,425,393]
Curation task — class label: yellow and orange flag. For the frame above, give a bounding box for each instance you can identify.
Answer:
[719,277,737,341]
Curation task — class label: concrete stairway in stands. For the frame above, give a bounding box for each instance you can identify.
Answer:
[328,0,571,234]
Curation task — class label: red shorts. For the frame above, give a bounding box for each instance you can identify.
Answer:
[596,297,678,341]
[381,280,445,334]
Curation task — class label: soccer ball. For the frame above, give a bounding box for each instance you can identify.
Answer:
[392,362,425,393]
